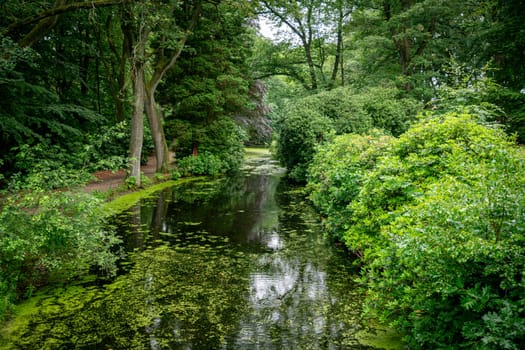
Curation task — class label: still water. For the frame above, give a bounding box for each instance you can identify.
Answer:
[1,150,400,349]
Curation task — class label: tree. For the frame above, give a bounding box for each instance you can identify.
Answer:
[121,3,148,185]
[2,0,125,48]
[461,0,525,92]
[143,0,204,173]
[348,0,467,98]
[1,1,135,182]
[258,0,354,90]
[161,0,255,166]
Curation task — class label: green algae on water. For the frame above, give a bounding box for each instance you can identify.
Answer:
[103,177,204,215]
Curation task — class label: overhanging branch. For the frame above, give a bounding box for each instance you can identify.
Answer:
[4,0,127,39]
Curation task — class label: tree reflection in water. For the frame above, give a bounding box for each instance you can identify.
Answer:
[3,153,390,349]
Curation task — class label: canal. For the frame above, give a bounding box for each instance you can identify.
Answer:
[1,150,400,349]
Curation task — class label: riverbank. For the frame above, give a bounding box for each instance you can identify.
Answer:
[93,148,273,214]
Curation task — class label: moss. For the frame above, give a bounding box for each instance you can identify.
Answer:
[0,283,101,349]
[356,325,405,350]
[245,147,270,159]
[102,177,204,215]
[0,295,43,349]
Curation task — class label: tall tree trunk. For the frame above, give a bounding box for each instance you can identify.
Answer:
[128,56,145,186]
[304,42,317,90]
[123,4,149,186]
[331,1,344,87]
[145,87,169,173]
[144,0,203,172]
[305,5,317,90]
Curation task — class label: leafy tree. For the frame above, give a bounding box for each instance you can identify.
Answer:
[161,0,255,171]
[143,0,205,173]
[348,0,472,99]
[275,85,420,182]
[0,1,139,185]
[487,87,525,143]
[0,36,108,181]
[258,0,355,90]
[460,0,525,92]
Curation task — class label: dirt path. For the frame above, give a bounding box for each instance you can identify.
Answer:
[84,155,160,193]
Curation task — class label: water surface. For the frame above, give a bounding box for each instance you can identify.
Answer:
[1,151,400,349]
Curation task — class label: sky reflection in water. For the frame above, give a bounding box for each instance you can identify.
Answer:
[2,152,398,349]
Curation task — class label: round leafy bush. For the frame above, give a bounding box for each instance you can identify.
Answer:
[306,112,525,348]
[276,99,335,181]
[168,117,246,174]
[364,150,525,349]
[275,86,420,182]
[177,152,224,177]
[344,113,514,256]
[307,131,393,240]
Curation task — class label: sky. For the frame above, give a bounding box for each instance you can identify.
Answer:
[258,17,276,40]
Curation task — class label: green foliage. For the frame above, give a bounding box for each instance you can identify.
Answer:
[0,186,121,320]
[316,86,421,137]
[486,87,525,143]
[177,152,224,177]
[168,117,247,175]
[0,37,109,171]
[341,113,512,256]
[462,0,525,91]
[307,111,525,348]
[83,120,133,172]
[8,144,93,191]
[276,99,335,181]
[276,86,420,182]
[158,1,254,175]
[160,1,254,124]
[198,117,247,173]
[0,34,130,186]
[364,148,525,349]
[431,61,504,122]
[348,0,465,99]
[307,131,393,240]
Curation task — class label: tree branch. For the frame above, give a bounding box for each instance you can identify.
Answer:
[149,0,204,92]
[4,0,127,45]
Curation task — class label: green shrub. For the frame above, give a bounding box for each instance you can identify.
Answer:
[314,86,421,137]
[177,152,224,176]
[198,117,247,173]
[0,188,121,320]
[275,86,420,182]
[364,147,525,349]
[306,111,525,347]
[167,117,247,174]
[344,113,513,257]
[276,101,335,181]
[307,131,393,240]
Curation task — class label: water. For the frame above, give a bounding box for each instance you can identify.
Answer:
[1,150,401,349]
